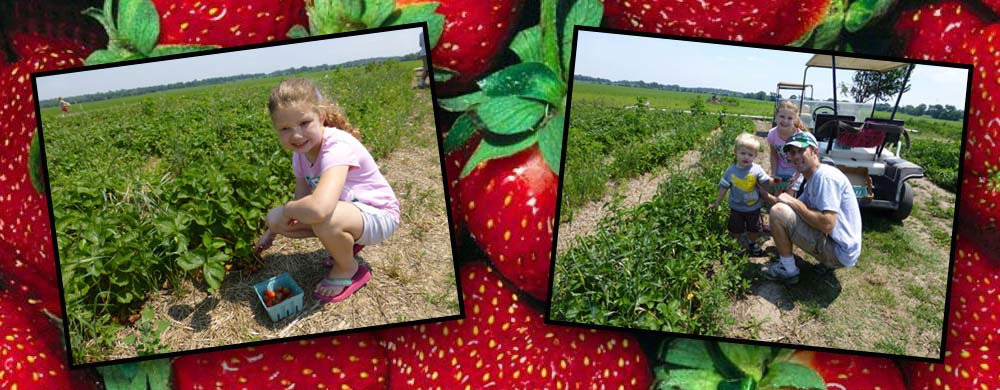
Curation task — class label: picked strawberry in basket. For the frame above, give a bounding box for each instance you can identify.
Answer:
[253,273,304,322]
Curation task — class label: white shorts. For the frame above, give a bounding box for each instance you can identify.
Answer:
[353,202,399,246]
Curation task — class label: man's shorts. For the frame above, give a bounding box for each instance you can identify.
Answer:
[353,201,399,246]
[728,209,762,234]
[775,209,845,269]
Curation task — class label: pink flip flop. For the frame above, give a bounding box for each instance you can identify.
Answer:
[321,244,365,269]
[314,263,371,303]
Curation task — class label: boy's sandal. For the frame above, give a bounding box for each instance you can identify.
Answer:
[314,264,372,303]
[321,244,366,269]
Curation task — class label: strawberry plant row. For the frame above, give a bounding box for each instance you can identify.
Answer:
[552,117,754,334]
[561,103,720,220]
[907,138,960,193]
[41,61,422,364]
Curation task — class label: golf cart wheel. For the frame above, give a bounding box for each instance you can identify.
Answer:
[890,182,914,222]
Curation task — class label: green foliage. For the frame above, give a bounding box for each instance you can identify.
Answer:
[42,62,421,364]
[123,307,171,356]
[689,98,706,115]
[561,103,718,219]
[839,66,911,104]
[571,81,776,117]
[553,109,755,334]
[908,138,960,193]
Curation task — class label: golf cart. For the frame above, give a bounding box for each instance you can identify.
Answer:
[779,54,924,222]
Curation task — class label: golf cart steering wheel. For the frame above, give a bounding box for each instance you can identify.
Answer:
[812,105,836,117]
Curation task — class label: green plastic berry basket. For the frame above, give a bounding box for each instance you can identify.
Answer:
[253,273,304,322]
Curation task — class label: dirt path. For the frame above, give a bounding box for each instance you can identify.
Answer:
[105,89,458,361]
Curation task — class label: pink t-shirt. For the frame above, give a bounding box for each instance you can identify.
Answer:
[766,127,803,177]
[292,127,400,221]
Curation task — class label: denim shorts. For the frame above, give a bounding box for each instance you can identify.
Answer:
[353,202,399,246]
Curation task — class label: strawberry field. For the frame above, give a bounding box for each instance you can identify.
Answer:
[560,103,723,219]
[554,106,753,333]
[553,97,954,357]
[41,60,431,364]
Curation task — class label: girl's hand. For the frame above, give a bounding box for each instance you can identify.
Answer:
[255,229,276,254]
[708,202,717,209]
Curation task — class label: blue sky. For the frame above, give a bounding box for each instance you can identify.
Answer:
[574,31,971,109]
[35,28,423,100]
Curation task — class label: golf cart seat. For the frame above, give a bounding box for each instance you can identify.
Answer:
[858,118,909,159]
[816,116,909,160]
[813,113,856,142]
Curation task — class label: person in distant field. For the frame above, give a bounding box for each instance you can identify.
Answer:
[417,31,429,88]
[709,132,777,257]
[759,132,863,285]
[59,97,71,116]
[254,78,399,303]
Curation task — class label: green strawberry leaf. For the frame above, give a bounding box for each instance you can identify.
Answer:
[117,0,160,55]
[477,62,565,104]
[444,113,476,153]
[795,0,844,48]
[511,26,542,64]
[460,132,538,177]
[204,253,228,292]
[540,0,561,76]
[538,114,565,175]
[476,96,546,135]
[718,343,773,382]
[844,0,894,33]
[386,3,445,47]
[307,0,359,34]
[562,0,603,80]
[29,133,46,194]
[660,339,716,370]
[177,252,204,272]
[655,369,725,390]
[758,362,826,390]
[148,44,220,57]
[362,0,395,27]
[433,66,456,82]
[343,0,365,22]
[84,48,142,65]
[97,359,171,390]
[439,91,488,112]
[287,25,310,39]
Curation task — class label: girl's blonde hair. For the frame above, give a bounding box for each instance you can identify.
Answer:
[775,100,809,132]
[735,132,760,152]
[268,78,361,140]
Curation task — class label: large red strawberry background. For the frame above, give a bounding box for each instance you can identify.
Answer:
[3,0,1000,388]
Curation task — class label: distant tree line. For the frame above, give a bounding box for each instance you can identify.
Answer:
[574,74,964,120]
[41,52,424,108]
[574,75,784,102]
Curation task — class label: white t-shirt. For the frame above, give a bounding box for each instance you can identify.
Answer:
[798,164,862,266]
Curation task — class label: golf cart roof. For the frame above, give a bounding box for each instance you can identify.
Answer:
[805,55,908,73]
[777,82,812,89]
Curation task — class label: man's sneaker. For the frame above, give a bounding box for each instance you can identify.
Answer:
[763,262,800,284]
[748,242,764,257]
